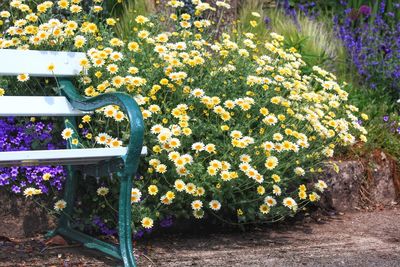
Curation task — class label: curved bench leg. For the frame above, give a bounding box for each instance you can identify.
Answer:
[59,166,78,229]
[118,173,137,267]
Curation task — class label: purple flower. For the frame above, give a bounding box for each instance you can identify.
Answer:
[81,128,89,135]
[92,216,117,236]
[264,16,271,28]
[359,5,371,16]
[379,1,386,14]
[160,216,173,228]
[335,5,400,93]
[133,230,144,239]
[0,118,66,195]
[380,45,392,56]
[11,185,20,193]
[383,115,389,122]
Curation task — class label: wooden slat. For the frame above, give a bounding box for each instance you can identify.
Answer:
[0,96,91,116]
[0,147,148,167]
[0,49,85,77]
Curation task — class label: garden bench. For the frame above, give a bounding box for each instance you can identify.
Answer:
[0,49,145,267]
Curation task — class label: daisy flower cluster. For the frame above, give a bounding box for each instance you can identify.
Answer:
[0,0,368,234]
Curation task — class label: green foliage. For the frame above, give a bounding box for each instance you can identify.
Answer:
[113,0,154,39]
[103,0,151,16]
[238,2,346,74]
[346,84,400,160]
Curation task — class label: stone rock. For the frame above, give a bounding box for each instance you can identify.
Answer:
[367,150,399,205]
[319,150,399,211]
[319,160,365,211]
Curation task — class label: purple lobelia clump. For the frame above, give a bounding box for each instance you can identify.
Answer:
[0,117,66,194]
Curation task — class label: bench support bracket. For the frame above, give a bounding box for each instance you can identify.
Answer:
[51,171,136,265]
[47,79,144,267]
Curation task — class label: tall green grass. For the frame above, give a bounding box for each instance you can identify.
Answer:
[238,0,346,74]
[104,0,153,16]
[107,0,154,39]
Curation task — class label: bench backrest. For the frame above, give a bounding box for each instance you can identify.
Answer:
[0,49,86,77]
[0,49,89,116]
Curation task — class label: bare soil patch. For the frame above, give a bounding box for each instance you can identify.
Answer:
[1,208,399,266]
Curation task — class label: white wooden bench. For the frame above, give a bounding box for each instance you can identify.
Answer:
[0,49,145,267]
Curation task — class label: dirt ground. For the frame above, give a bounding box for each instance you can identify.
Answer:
[1,208,400,267]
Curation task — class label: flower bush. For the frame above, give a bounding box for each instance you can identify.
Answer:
[275,0,400,161]
[0,0,368,235]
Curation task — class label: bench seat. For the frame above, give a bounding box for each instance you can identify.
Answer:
[0,147,147,167]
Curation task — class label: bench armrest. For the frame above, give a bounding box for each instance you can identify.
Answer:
[59,79,144,176]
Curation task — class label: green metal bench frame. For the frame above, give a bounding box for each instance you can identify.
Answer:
[49,79,144,267]
[0,49,143,267]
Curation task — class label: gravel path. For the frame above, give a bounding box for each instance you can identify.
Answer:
[1,208,399,266]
